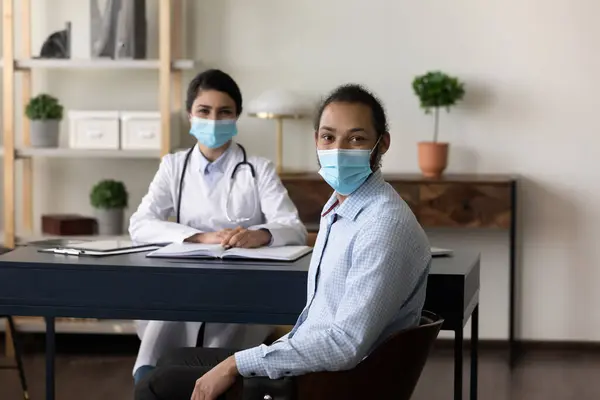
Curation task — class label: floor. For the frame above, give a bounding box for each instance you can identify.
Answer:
[1,335,600,400]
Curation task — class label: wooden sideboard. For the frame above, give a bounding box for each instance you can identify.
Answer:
[280,172,521,366]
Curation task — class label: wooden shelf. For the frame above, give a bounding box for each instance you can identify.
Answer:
[5,58,197,70]
[15,147,162,159]
[0,231,131,246]
[1,317,136,335]
[16,233,131,244]
[0,147,184,159]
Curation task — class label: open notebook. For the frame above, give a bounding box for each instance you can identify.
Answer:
[147,243,313,262]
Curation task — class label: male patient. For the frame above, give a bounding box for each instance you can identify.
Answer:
[135,84,432,400]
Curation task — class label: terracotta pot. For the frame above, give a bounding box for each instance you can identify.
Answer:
[418,142,449,178]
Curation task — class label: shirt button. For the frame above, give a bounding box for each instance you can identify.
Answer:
[285,371,291,375]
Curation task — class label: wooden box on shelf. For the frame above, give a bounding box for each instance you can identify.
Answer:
[41,214,97,236]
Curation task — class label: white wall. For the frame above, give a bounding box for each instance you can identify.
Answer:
[10,0,600,341]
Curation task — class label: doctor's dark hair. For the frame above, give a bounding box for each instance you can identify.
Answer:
[313,84,388,137]
[186,69,243,115]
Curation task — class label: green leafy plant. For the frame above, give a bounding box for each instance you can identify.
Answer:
[90,180,128,209]
[412,71,465,142]
[25,93,64,121]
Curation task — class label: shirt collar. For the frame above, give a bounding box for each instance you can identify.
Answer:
[195,142,234,174]
[321,170,385,221]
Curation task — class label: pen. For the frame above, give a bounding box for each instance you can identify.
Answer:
[50,248,82,256]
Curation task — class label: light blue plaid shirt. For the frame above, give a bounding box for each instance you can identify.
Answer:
[235,170,432,379]
[196,144,232,189]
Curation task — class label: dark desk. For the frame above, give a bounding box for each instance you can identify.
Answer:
[0,247,479,400]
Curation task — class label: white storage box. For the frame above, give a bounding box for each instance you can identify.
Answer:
[68,111,120,149]
[120,111,181,150]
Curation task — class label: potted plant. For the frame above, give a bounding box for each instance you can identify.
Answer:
[412,71,465,178]
[25,93,64,148]
[90,179,128,235]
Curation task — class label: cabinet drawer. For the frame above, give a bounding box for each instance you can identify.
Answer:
[418,183,512,228]
[68,111,120,149]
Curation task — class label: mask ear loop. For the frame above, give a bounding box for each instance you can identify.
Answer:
[370,135,383,155]
[369,135,383,169]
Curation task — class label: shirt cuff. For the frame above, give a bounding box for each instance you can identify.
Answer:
[260,229,274,246]
[234,346,268,377]
[173,227,203,244]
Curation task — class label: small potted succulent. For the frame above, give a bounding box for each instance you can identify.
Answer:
[412,71,465,178]
[24,93,64,148]
[90,179,128,235]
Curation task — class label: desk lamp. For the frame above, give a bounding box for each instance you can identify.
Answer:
[247,89,308,174]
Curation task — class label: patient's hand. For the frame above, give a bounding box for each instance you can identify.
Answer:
[220,226,272,249]
[191,356,238,400]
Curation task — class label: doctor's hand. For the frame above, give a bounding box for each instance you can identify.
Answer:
[220,226,272,249]
[191,356,238,400]
[185,229,235,245]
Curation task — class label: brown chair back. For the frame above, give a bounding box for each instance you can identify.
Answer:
[295,310,443,400]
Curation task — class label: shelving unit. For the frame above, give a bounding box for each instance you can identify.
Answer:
[1,0,192,349]
[2,0,189,246]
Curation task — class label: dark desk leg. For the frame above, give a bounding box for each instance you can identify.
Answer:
[6,317,29,400]
[509,180,519,367]
[471,305,479,400]
[45,317,55,400]
[454,327,463,400]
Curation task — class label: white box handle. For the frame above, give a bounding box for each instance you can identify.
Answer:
[137,129,156,139]
[86,129,104,139]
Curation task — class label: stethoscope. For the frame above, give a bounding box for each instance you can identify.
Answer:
[176,143,259,224]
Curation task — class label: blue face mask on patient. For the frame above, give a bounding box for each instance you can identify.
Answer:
[317,138,381,196]
[189,117,238,148]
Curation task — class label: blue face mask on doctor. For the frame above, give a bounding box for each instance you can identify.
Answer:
[317,137,382,196]
[189,117,238,149]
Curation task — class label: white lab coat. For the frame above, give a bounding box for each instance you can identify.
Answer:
[129,142,307,373]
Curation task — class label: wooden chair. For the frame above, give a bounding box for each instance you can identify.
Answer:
[0,316,30,400]
[236,310,443,400]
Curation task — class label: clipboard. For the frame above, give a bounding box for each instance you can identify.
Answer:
[37,239,163,257]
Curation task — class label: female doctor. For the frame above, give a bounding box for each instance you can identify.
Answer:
[128,69,307,383]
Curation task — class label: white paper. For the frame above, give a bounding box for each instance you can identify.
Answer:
[147,243,312,261]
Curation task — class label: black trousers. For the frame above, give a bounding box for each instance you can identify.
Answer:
[135,347,239,400]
